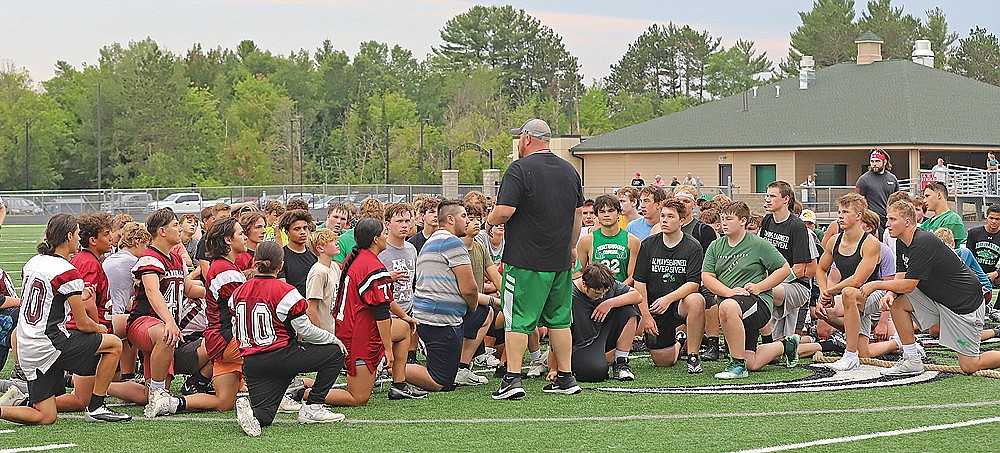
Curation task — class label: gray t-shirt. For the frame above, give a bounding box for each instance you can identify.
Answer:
[103,249,139,315]
[855,170,899,218]
[378,241,417,315]
[413,230,472,326]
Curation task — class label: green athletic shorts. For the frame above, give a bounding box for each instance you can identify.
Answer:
[501,264,573,334]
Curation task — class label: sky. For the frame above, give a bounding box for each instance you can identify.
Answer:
[3,1,997,85]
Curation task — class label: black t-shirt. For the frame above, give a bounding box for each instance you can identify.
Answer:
[760,213,814,285]
[195,236,208,262]
[571,280,634,350]
[497,151,584,272]
[966,226,1000,274]
[407,230,430,254]
[633,233,704,301]
[682,219,717,252]
[276,245,318,297]
[855,170,899,218]
[630,178,645,187]
[896,229,982,315]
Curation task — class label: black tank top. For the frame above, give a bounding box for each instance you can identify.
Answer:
[832,232,880,283]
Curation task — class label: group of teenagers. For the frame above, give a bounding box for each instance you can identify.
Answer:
[4,129,1000,436]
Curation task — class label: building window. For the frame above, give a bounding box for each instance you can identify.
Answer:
[753,165,776,193]
[815,164,847,186]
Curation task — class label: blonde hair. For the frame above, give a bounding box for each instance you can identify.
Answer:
[118,222,152,248]
[933,227,956,248]
[837,192,868,213]
[888,200,916,222]
[111,213,134,232]
[310,228,339,256]
[358,198,385,220]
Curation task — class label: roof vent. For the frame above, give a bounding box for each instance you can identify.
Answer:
[912,40,934,68]
[855,31,884,65]
[775,85,781,97]
[752,86,758,98]
[799,55,816,89]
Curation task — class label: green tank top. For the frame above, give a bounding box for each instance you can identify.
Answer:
[592,228,630,282]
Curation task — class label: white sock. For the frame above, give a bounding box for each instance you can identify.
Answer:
[892,336,903,350]
[902,343,920,358]
[615,349,629,360]
[530,350,541,362]
[842,350,859,362]
[149,380,166,391]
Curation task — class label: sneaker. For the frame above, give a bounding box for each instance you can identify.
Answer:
[0,386,25,406]
[881,355,924,376]
[782,334,800,368]
[525,356,548,378]
[687,354,703,374]
[454,367,489,386]
[182,375,215,395]
[9,363,27,384]
[988,310,1000,323]
[144,388,171,418]
[84,404,132,422]
[278,395,302,413]
[298,403,346,424]
[827,331,847,352]
[284,378,306,399]
[714,359,749,379]
[828,355,860,371]
[915,342,927,359]
[612,357,635,381]
[472,351,501,368]
[676,331,688,357]
[542,374,582,395]
[236,396,261,436]
[701,340,720,362]
[387,384,428,400]
[491,376,526,400]
[631,337,649,353]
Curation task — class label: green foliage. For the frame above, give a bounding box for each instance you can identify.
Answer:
[951,26,1000,86]
[706,40,774,97]
[857,0,922,60]
[782,0,859,75]
[921,8,959,69]
[607,23,720,99]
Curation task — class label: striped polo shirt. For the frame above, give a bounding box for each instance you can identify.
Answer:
[413,229,472,326]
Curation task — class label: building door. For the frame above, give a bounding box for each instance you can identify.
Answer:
[754,164,776,193]
[719,164,733,187]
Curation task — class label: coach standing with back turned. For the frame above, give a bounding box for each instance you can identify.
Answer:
[486,118,584,400]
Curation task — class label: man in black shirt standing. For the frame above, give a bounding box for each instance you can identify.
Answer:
[487,118,584,400]
[760,181,818,339]
[967,204,1000,310]
[634,199,706,373]
[855,148,899,227]
[276,209,317,297]
[863,200,1000,375]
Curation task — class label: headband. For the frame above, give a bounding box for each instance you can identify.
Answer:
[870,149,888,161]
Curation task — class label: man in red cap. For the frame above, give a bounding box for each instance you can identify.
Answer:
[855,148,899,227]
[630,172,645,188]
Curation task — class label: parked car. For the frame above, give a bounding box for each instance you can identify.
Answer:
[3,197,44,215]
[148,192,205,214]
[44,197,95,214]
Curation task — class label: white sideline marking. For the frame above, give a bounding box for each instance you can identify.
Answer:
[0,429,15,434]
[732,417,1000,453]
[0,444,77,453]
[58,399,1000,425]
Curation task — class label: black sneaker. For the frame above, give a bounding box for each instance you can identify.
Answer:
[182,375,216,395]
[388,383,428,400]
[542,374,582,395]
[85,404,132,422]
[492,376,526,400]
[676,331,687,357]
[612,358,635,381]
[631,338,648,353]
[702,341,720,362]
[687,354,703,374]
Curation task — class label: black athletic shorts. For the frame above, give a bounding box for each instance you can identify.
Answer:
[644,303,686,350]
[27,330,103,405]
[700,286,718,309]
[173,339,202,376]
[462,305,491,340]
[726,294,771,351]
[416,324,461,391]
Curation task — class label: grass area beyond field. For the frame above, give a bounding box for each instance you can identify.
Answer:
[4,225,1000,451]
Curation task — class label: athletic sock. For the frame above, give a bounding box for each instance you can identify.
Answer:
[733,358,746,367]
[88,394,107,412]
[614,349,629,360]
[503,372,519,382]
[176,396,187,412]
[902,343,920,358]
[236,391,249,399]
[459,363,470,370]
[530,350,542,362]
[843,350,859,362]
[392,382,407,391]
[892,337,904,350]
[120,373,136,382]
[407,350,417,362]
[556,371,572,379]
[150,379,167,391]
[761,334,774,344]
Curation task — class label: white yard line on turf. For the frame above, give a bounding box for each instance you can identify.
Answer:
[59,400,1000,425]
[731,417,1000,453]
[0,430,15,434]
[0,444,77,453]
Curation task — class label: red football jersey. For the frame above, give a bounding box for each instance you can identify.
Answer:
[235,250,254,272]
[204,258,245,358]
[333,249,393,370]
[67,250,112,330]
[230,276,308,356]
[128,246,186,326]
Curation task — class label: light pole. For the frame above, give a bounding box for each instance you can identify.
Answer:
[93,83,103,189]
[24,122,30,190]
[418,118,430,185]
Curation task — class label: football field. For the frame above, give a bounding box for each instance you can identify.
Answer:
[2,224,1000,452]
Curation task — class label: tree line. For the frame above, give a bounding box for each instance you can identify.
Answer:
[2,1,998,190]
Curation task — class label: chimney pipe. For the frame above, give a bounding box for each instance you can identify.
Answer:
[912,40,934,68]
[799,55,815,89]
[775,85,781,97]
[855,31,884,65]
